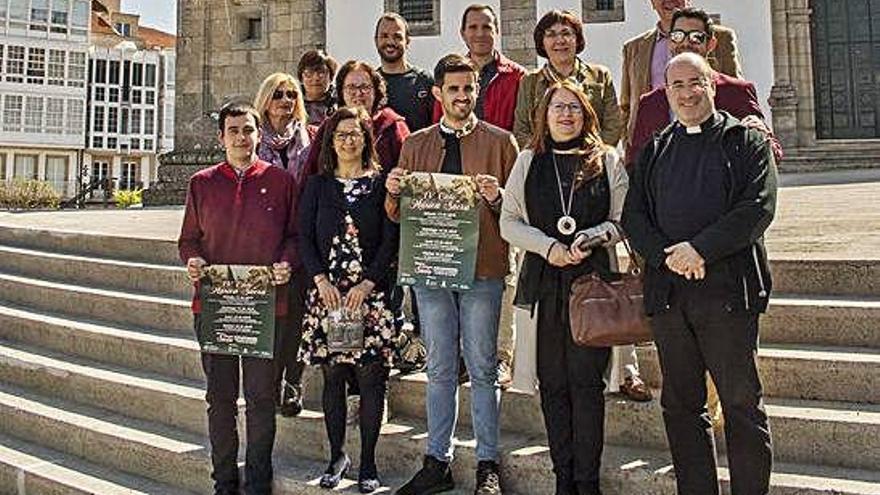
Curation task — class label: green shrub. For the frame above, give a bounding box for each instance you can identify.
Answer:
[113,188,143,208]
[0,179,61,210]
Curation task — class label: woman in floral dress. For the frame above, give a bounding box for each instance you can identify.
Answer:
[297,106,401,493]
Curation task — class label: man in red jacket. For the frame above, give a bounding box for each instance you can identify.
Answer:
[178,102,297,495]
[626,7,781,169]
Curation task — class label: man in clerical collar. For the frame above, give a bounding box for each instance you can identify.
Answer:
[386,53,518,495]
[622,52,776,495]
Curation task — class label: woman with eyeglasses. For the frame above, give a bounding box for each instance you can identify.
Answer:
[501,81,628,495]
[253,72,311,418]
[513,10,652,405]
[297,49,339,129]
[301,60,410,180]
[297,106,401,493]
[513,10,624,150]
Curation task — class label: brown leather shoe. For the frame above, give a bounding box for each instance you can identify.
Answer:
[620,376,653,402]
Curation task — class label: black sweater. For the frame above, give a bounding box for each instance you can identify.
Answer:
[297,173,399,289]
[622,111,778,314]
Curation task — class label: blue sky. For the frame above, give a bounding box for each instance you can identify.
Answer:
[121,0,176,34]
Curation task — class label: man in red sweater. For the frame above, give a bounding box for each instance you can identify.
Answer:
[178,102,298,495]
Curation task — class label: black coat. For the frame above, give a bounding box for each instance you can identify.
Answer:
[298,173,399,289]
[621,111,778,314]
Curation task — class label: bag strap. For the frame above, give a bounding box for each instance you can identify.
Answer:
[610,221,642,276]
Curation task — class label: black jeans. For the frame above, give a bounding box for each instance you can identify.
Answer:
[274,271,307,401]
[537,292,610,495]
[321,361,389,478]
[651,284,773,495]
[197,316,282,495]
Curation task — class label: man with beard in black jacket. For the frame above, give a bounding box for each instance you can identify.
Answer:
[622,52,776,495]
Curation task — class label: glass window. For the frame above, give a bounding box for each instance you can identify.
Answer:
[51,0,69,24]
[94,87,105,101]
[27,48,46,84]
[93,105,104,132]
[109,87,119,102]
[107,136,117,149]
[165,56,175,85]
[14,155,38,180]
[6,46,26,83]
[145,64,156,87]
[115,22,131,37]
[0,154,5,181]
[92,136,103,148]
[144,109,155,134]
[131,138,140,150]
[9,1,28,20]
[0,1,7,19]
[107,106,118,133]
[66,99,83,135]
[67,51,85,87]
[120,162,138,190]
[121,108,129,134]
[109,60,120,84]
[48,49,65,85]
[95,59,107,83]
[145,90,155,105]
[24,97,44,133]
[131,108,141,134]
[3,95,23,132]
[132,62,143,86]
[132,89,141,104]
[45,156,68,193]
[46,98,64,133]
[0,45,4,77]
[30,0,49,30]
[144,138,154,150]
[71,0,88,27]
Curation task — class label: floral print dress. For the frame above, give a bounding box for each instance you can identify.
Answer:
[299,176,401,367]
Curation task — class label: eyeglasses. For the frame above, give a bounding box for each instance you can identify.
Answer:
[343,83,374,94]
[333,130,365,142]
[548,102,583,115]
[272,89,297,100]
[667,78,711,93]
[544,29,576,41]
[302,68,328,78]
[669,29,709,45]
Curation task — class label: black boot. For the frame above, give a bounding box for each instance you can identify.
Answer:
[279,382,303,417]
[395,456,454,495]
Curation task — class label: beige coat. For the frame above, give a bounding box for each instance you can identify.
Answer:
[619,25,743,147]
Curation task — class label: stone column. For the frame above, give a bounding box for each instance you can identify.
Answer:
[500,0,538,69]
[768,0,815,149]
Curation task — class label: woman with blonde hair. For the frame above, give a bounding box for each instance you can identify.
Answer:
[254,72,311,418]
[501,80,628,495]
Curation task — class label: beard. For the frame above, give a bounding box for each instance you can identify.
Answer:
[379,45,403,63]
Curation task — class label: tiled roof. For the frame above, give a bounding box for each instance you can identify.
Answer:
[138,26,176,49]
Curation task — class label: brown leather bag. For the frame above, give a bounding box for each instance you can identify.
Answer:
[569,234,652,347]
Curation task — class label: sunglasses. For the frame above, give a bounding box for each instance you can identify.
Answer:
[272,89,297,100]
[669,29,709,45]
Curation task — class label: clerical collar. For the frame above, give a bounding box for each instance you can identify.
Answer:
[677,111,722,135]
[439,114,478,138]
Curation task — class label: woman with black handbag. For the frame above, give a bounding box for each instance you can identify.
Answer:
[297,107,401,493]
[499,80,628,495]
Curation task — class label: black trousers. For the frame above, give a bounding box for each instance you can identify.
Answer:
[537,293,610,495]
[274,271,307,402]
[322,361,389,478]
[197,316,283,495]
[651,284,773,495]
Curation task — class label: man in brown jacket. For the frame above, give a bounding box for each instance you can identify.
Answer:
[620,0,743,148]
[386,54,518,495]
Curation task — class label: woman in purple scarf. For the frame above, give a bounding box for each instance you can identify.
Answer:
[254,73,311,183]
[254,72,311,418]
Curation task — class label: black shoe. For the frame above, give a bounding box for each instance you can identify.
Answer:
[474,460,501,495]
[319,453,350,489]
[395,456,454,495]
[279,383,303,417]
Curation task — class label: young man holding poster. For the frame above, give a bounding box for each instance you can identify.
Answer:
[178,101,298,495]
[385,54,518,495]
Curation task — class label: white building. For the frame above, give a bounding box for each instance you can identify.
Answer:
[0,0,91,197]
[326,0,775,120]
[84,1,175,197]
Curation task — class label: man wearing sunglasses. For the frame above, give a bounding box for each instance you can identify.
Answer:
[626,7,782,170]
[620,0,743,151]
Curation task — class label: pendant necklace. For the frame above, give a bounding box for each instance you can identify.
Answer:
[552,152,577,236]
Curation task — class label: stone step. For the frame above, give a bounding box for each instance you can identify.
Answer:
[770,259,880,297]
[0,383,467,495]
[0,302,203,382]
[0,244,190,299]
[0,225,179,265]
[2,382,879,495]
[4,340,880,473]
[0,433,196,495]
[763,294,880,347]
[0,272,191,335]
[637,343,880,404]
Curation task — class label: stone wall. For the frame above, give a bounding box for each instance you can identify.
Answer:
[500,0,537,69]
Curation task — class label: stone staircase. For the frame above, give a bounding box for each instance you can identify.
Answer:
[0,225,878,494]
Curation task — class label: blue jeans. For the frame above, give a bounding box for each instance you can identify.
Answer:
[413,278,504,462]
